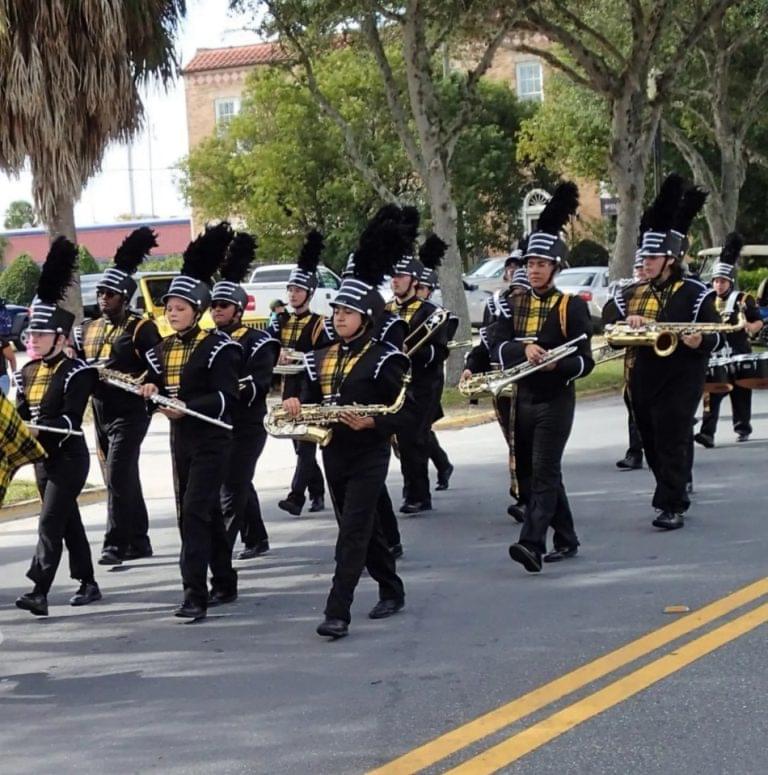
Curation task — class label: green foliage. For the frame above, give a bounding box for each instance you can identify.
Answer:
[569,239,609,267]
[77,245,100,274]
[738,268,768,293]
[4,200,37,229]
[0,253,41,305]
[143,254,183,271]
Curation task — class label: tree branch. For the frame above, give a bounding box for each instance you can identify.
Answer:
[662,118,720,195]
[551,0,625,67]
[514,43,594,90]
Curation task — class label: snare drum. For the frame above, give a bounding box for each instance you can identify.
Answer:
[703,355,733,394]
[732,352,768,389]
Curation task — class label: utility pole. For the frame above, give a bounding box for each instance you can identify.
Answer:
[127,143,136,220]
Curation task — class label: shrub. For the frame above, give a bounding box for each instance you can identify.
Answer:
[0,253,41,305]
[77,245,101,274]
[737,268,768,294]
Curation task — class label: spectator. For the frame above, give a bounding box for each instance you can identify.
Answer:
[0,336,16,395]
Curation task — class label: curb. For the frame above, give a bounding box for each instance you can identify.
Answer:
[0,486,107,525]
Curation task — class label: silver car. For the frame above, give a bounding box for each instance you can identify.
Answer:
[431,280,491,328]
[464,256,509,295]
[555,266,611,329]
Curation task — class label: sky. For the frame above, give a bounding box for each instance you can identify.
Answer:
[0,0,258,229]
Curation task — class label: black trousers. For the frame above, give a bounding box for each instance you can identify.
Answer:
[428,430,451,474]
[397,380,438,505]
[289,440,324,504]
[377,485,401,548]
[623,386,644,460]
[27,442,94,595]
[700,386,752,438]
[221,419,269,550]
[170,422,236,608]
[515,388,579,557]
[492,395,518,499]
[631,367,704,514]
[94,401,151,553]
[322,444,404,623]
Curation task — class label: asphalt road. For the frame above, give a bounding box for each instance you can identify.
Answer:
[1,391,767,774]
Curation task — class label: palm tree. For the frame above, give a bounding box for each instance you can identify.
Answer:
[0,1,186,315]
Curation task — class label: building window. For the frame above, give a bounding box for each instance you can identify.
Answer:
[215,97,241,125]
[516,61,543,101]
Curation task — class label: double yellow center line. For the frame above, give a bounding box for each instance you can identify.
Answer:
[370,576,768,774]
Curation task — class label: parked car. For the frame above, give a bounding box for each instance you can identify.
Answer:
[245,263,343,318]
[0,300,30,350]
[463,256,509,294]
[431,281,491,328]
[555,266,611,330]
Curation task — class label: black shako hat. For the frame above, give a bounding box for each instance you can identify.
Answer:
[98,227,158,299]
[711,232,743,283]
[211,232,257,311]
[524,182,579,264]
[28,237,78,335]
[287,230,324,294]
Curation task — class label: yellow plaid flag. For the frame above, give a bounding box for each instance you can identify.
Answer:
[0,392,46,506]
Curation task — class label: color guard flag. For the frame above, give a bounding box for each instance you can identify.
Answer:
[0,391,46,505]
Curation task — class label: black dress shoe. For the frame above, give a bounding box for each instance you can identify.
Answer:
[70,582,102,606]
[508,543,542,573]
[174,601,207,620]
[507,504,525,523]
[237,540,270,560]
[316,618,349,639]
[694,432,715,449]
[123,544,153,560]
[435,463,454,491]
[98,547,123,566]
[652,511,685,530]
[543,546,579,563]
[399,501,432,515]
[15,592,48,616]
[278,498,302,516]
[369,599,404,619]
[208,589,238,606]
[616,455,643,470]
[308,496,325,513]
[389,543,403,560]
[737,432,750,442]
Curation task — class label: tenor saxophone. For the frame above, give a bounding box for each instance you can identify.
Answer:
[264,375,411,446]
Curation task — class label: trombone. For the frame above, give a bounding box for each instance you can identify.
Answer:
[404,308,449,355]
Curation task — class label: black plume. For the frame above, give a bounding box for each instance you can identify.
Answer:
[297,230,324,273]
[419,234,447,270]
[114,227,158,274]
[37,236,77,304]
[221,232,257,283]
[353,212,409,287]
[537,181,579,235]
[369,203,402,226]
[672,185,708,235]
[182,222,234,284]
[518,234,529,254]
[720,231,743,266]
[644,173,684,233]
[400,205,420,244]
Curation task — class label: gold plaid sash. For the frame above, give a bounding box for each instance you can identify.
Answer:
[82,316,137,363]
[24,359,66,419]
[627,281,683,321]
[0,392,46,505]
[161,329,208,397]
[512,290,563,338]
[317,341,373,404]
[385,298,422,325]
[280,314,312,348]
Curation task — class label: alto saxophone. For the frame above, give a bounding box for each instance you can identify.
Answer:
[264,375,411,447]
[458,334,587,398]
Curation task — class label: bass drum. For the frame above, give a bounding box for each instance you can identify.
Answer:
[703,355,733,394]
[732,352,768,389]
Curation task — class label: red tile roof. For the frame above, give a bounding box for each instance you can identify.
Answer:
[182,42,291,74]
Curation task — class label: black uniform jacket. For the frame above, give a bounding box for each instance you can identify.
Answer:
[16,353,97,454]
[294,333,413,453]
[73,312,162,415]
[713,290,761,356]
[486,287,595,402]
[145,326,240,429]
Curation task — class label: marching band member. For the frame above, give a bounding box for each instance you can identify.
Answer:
[139,224,241,620]
[269,232,332,517]
[482,246,524,327]
[615,254,646,471]
[486,182,594,572]
[210,233,280,559]
[282,212,410,639]
[385,208,449,514]
[415,236,454,491]
[603,174,720,531]
[73,228,162,565]
[695,233,763,447]
[15,238,100,617]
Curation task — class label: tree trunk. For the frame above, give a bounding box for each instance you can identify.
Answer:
[46,191,83,322]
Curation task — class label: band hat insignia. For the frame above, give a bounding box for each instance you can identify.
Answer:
[287,230,324,293]
[711,232,743,282]
[510,267,531,290]
[98,227,158,299]
[418,234,448,289]
[163,221,234,312]
[212,231,257,310]
[638,173,708,259]
[391,205,425,278]
[28,236,78,335]
[332,206,410,320]
[524,181,579,264]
